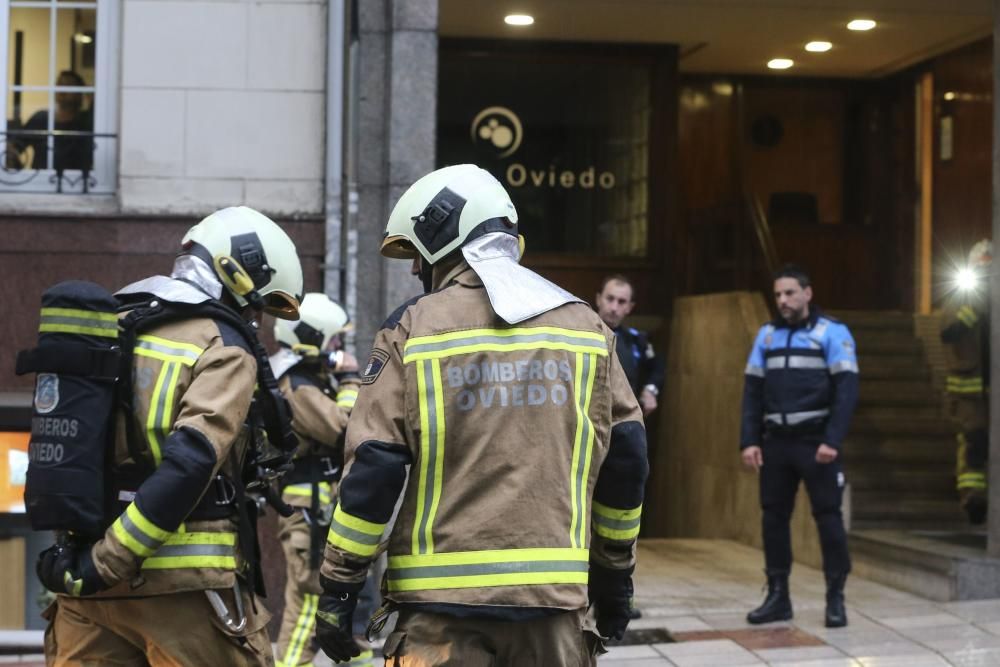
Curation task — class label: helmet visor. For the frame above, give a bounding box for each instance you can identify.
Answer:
[263,291,301,320]
[381,235,418,259]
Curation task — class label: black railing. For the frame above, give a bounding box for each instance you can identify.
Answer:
[1,130,117,194]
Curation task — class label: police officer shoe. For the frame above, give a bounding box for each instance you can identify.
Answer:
[747,570,793,624]
[824,572,848,628]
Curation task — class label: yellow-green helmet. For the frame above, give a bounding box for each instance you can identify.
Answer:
[381,164,518,264]
[274,293,351,356]
[181,206,303,320]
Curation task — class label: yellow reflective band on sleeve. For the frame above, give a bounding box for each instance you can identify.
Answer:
[39,307,119,338]
[112,503,172,558]
[592,500,643,541]
[327,504,385,558]
[283,482,332,505]
[134,335,204,367]
[403,326,608,362]
[958,472,987,490]
[957,305,979,328]
[336,388,359,409]
[569,352,598,549]
[946,376,984,395]
[348,649,375,667]
[386,547,590,592]
[281,593,318,667]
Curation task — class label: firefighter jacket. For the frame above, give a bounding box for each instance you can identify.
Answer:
[740,308,859,450]
[320,261,648,613]
[90,278,259,597]
[614,326,665,398]
[941,295,989,397]
[278,363,360,509]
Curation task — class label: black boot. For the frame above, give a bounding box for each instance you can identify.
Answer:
[824,572,848,628]
[747,569,793,624]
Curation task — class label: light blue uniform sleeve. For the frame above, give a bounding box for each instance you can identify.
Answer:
[825,323,859,375]
[744,325,769,377]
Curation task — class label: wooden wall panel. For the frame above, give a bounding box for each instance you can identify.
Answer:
[930,38,993,295]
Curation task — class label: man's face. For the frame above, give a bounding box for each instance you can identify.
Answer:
[774,277,812,324]
[596,280,634,329]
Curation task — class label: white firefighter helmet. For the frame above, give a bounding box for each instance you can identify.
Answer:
[274,293,351,356]
[969,239,993,267]
[381,164,519,264]
[181,206,303,320]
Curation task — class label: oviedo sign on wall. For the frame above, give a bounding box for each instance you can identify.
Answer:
[469,106,618,191]
[438,50,651,255]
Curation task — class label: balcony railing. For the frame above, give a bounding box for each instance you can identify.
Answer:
[1,130,117,194]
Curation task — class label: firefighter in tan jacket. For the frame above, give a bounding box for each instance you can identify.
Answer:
[270,293,365,667]
[38,207,304,665]
[314,165,649,665]
[941,239,992,524]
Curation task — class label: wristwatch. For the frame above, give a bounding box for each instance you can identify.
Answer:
[643,384,659,397]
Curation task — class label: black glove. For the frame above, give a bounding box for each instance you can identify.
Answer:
[37,541,106,597]
[315,577,361,663]
[589,563,634,641]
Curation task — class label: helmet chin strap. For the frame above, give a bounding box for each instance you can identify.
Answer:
[419,256,434,294]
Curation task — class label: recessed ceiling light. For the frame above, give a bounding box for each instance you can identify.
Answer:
[847,19,876,31]
[805,41,832,53]
[768,58,794,70]
[944,91,957,101]
[504,14,534,26]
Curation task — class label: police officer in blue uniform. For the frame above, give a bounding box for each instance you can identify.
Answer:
[740,265,859,628]
[596,275,664,417]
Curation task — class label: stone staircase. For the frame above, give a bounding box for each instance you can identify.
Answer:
[837,310,966,530]
[832,310,1000,601]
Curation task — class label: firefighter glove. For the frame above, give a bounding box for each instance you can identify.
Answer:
[37,541,106,597]
[589,562,634,640]
[316,577,361,663]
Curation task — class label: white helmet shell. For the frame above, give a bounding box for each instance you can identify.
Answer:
[274,293,350,355]
[382,164,518,264]
[182,206,303,320]
[968,239,993,267]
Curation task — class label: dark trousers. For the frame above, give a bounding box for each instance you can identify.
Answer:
[760,436,851,576]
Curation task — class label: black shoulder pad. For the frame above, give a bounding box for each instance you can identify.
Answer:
[380,293,429,331]
[288,368,323,391]
[213,318,253,353]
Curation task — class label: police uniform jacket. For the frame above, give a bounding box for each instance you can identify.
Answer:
[614,326,664,398]
[941,296,989,396]
[90,280,259,596]
[278,365,360,509]
[320,260,648,613]
[740,309,859,450]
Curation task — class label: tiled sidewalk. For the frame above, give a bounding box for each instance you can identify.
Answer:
[7,538,1000,666]
[609,539,1000,666]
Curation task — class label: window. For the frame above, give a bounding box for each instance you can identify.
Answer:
[0,0,117,194]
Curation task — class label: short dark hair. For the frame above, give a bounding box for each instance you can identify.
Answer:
[599,274,634,300]
[57,70,85,86]
[773,263,811,288]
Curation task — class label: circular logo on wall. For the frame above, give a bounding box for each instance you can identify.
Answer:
[35,373,60,414]
[470,106,523,158]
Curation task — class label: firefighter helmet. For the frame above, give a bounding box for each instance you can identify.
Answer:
[274,293,351,356]
[181,206,303,320]
[381,164,518,264]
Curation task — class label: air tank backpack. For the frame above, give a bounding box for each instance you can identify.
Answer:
[15,279,298,542]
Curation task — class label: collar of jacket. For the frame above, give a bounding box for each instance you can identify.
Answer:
[772,305,823,329]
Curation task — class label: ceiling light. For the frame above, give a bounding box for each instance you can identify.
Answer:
[767,58,794,70]
[805,41,832,53]
[847,19,877,31]
[73,33,93,44]
[943,91,956,101]
[504,14,534,26]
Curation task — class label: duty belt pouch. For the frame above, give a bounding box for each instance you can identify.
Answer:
[15,281,121,538]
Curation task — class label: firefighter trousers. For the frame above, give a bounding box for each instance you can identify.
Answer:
[948,393,988,514]
[382,607,601,667]
[43,587,272,666]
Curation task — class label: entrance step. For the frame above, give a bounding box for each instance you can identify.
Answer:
[850,529,1000,601]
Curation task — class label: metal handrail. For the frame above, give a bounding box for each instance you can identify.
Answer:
[745,191,781,276]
